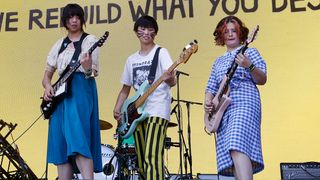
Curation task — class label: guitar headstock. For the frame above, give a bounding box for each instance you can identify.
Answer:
[97,31,109,47]
[246,25,259,45]
[178,40,198,64]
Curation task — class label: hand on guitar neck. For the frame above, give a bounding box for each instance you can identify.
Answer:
[80,53,93,73]
[163,69,177,87]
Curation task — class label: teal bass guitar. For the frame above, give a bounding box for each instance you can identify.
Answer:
[118,41,198,138]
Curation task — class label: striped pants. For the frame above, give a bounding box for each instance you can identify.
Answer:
[133,116,168,180]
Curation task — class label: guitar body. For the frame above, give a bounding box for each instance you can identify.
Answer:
[40,31,109,119]
[119,81,150,138]
[204,94,231,133]
[204,75,231,133]
[41,68,72,119]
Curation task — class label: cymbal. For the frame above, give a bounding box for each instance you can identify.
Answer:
[168,122,178,128]
[99,120,113,130]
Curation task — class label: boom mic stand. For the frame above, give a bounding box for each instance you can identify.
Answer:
[172,98,202,179]
[172,70,193,179]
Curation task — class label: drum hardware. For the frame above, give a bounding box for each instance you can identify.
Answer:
[110,133,139,179]
[165,137,180,149]
[113,122,180,178]
[168,121,178,128]
[99,119,113,130]
[75,144,119,179]
[126,156,138,171]
[103,162,115,176]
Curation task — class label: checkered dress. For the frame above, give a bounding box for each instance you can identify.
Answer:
[206,46,267,176]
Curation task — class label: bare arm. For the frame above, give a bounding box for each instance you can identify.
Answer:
[248,66,267,85]
[235,53,267,85]
[113,85,131,121]
[42,70,54,101]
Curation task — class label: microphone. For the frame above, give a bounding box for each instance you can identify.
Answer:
[172,97,203,105]
[176,70,189,76]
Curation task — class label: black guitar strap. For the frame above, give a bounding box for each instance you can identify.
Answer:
[147,47,161,84]
[58,33,89,67]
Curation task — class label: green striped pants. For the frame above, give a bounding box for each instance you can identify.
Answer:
[133,116,168,180]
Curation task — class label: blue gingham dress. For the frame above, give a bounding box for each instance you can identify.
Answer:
[206,46,267,176]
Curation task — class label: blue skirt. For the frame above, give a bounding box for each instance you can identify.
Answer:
[47,72,102,173]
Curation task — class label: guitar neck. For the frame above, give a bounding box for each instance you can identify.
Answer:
[135,61,179,108]
[53,42,100,90]
[216,25,259,101]
[88,42,98,55]
[217,43,249,101]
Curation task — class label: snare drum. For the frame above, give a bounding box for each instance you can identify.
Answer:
[75,144,118,179]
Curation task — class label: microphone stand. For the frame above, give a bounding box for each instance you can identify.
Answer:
[175,71,183,179]
[173,70,196,179]
[172,98,202,179]
[171,105,190,179]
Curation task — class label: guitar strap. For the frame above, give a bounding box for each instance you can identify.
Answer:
[147,47,161,84]
[58,33,89,67]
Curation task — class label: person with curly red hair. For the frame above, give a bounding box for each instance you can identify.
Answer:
[204,16,267,180]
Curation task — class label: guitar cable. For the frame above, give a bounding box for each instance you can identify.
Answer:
[0,113,45,179]
[0,113,43,154]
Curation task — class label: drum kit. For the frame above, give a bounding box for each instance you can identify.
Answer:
[75,119,178,180]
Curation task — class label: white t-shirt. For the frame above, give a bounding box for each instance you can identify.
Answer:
[121,44,173,121]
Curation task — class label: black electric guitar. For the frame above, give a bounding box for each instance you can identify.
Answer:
[41,31,109,119]
[204,26,259,134]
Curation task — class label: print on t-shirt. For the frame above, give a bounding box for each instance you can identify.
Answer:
[133,65,151,91]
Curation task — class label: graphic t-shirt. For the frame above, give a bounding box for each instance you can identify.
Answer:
[121,44,173,120]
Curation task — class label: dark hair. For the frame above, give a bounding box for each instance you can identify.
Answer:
[133,15,158,34]
[61,3,86,30]
[213,16,249,46]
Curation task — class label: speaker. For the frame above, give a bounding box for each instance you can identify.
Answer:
[197,173,235,180]
[280,162,320,179]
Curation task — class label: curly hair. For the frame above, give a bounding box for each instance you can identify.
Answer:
[213,16,249,46]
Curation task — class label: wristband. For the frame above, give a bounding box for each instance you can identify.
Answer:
[84,68,92,75]
[84,68,94,79]
[246,64,255,72]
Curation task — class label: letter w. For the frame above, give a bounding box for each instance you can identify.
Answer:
[128,0,151,21]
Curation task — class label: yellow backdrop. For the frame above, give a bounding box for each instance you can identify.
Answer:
[1,0,320,179]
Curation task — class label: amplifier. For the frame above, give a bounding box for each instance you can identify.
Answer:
[280,162,320,179]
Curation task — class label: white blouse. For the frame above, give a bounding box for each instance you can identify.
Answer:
[45,34,99,76]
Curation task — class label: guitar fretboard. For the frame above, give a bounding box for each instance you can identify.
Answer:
[53,32,109,92]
